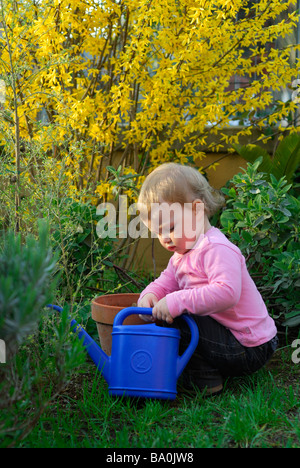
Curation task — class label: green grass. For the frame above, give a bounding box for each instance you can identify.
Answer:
[19,347,300,448]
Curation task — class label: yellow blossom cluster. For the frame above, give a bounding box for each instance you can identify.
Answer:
[0,0,299,202]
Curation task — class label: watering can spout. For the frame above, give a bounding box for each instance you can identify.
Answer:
[70,317,110,381]
[47,305,110,383]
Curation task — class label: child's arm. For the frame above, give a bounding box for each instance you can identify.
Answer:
[166,244,243,318]
[138,259,179,305]
[138,259,179,323]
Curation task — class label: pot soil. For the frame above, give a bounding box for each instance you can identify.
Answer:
[91,293,145,355]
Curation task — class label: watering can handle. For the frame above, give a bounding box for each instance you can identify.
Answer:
[176,314,199,378]
[113,307,199,379]
[113,306,152,326]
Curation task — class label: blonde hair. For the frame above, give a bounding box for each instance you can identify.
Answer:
[138,163,225,218]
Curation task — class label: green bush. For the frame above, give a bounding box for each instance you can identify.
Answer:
[0,222,85,447]
[0,221,58,354]
[220,158,300,328]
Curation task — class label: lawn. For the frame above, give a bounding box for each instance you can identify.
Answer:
[18,345,299,449]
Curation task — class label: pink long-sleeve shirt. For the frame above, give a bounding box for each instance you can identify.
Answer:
[139,227,277,347]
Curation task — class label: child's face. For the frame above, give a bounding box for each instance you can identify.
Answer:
[145,200,205,254]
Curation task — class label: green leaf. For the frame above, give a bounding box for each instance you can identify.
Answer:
[233,146,271,172]
[229,187,237,197]
[273,132,300,182]
[282,314,300,327]
[253,215,269,227]
[234,202,248,209]
[221,187,231,195]
[269,173,278,186]
[255,252,261,262]
[269,232,278,243]
[220,211,236,227]
[277,216,290,224]
[234,133,300,182]
[278,207,292,217]
[242,230,252,243]
[249,188,261,194]
[234,212,244,221]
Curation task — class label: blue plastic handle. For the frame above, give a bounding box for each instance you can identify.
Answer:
[176,314,199,378]
[113,307,199,378]
[113,306,152,326]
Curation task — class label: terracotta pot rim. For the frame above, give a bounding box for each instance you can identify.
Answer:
[91,292,140,309]
[91,292,143,325]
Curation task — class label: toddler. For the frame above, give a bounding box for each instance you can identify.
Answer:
[137,163,278,395]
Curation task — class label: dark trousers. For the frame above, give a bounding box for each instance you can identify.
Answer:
[167,315,278,390]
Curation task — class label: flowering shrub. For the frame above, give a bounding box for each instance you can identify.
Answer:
[0,0,299,205]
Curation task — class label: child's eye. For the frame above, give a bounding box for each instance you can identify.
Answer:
[158,225,174,236]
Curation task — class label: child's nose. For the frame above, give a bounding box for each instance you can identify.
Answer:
[161,233,171,243]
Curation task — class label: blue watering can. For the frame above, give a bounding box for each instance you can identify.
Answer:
[49,305,199,400]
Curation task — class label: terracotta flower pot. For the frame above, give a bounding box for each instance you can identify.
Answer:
[91,293,145,355]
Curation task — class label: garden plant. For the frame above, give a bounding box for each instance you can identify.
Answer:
[220,158,300,329]
[0,0,299,450]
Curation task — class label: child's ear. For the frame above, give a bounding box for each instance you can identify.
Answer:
[192,199,204,214]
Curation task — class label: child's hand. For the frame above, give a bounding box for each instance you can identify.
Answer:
[153,297,173,324]
[138,293,158,321]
